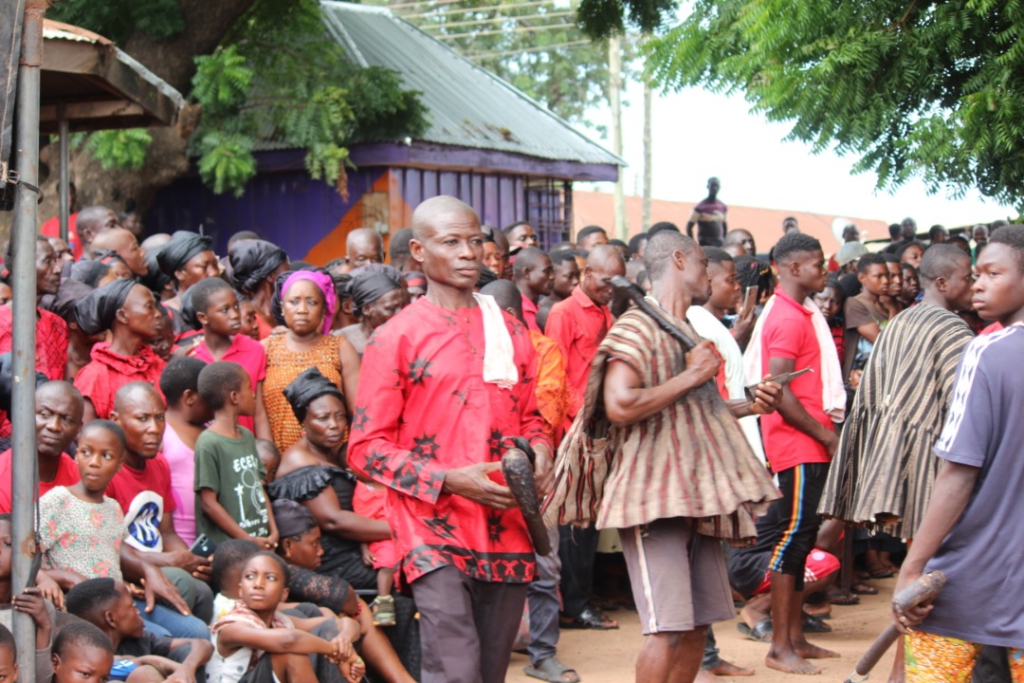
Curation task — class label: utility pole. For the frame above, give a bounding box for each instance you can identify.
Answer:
[642,69,652,232]
[608,34,627,241]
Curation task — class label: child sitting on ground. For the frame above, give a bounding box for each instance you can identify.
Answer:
[66,578,213,682]
[352,482,397,626]
[0,514,55,683]
[194,362,278,549]
[209,552,364,683]
[52,622,116,683]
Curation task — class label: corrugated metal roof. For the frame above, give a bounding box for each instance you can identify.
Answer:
[320,1,623,167]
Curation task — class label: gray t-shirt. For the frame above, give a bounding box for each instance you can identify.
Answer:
[922,325,1024,647]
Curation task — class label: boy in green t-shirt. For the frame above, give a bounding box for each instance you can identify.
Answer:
[195,361,279,550]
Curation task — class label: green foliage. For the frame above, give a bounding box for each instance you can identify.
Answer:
[192,46,252,118]
[647,0,1024,207]
[383,0,631,127]
[196,132,255,197]
[576,0,674,39]
[86,129,152,170]
[48,0,185,43]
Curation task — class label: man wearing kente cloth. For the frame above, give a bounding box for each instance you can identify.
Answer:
[348,196,553,683]
[546,230,781,683]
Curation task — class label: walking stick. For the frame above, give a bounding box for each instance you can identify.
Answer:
[843,571,946,683]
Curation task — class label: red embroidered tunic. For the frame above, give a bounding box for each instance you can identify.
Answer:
[73,342,167,419]
[348,297,551,585]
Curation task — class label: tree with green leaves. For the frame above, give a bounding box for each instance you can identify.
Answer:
[642,1,1024,207]
[12,0,427,233]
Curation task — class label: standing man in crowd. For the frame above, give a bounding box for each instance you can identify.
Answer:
[545,244,625,632]
[745,232,845,675]
[576,226,609,252]
[346,227,384,269]
[514,248,555,333]
[349,196,553,683]
[505,222,539,252]
[687,177,728,247]
[547,230,780,683]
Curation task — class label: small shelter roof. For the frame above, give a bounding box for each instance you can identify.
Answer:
[38,19,184,133]
[321,1,622,171]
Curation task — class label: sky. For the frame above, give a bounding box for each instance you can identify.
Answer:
[578,84,1016,234]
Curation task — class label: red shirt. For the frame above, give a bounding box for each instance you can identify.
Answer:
[0,449,79,513]
[40,213,81,260]
[256,316,274,341]
[544,286,613,421]
[0,306,68,381]
[189,334,267,433]
[74,343,167,419]
[106,454,177,553]
[758,289,831,472]
[521,294,541,333]
[348,297,551,585]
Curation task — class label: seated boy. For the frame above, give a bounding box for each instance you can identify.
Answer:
[194,362,278,549]
[66,578,212,683]
[52,621,115,683]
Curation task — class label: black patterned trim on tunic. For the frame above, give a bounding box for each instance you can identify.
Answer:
[406,544,536,584]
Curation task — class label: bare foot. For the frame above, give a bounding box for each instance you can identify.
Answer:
[707,659,755,676]
[804,602,832,618]
[795,642,840,659]
[766,650,822,675]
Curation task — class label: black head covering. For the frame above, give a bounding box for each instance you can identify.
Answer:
[350,272,402,313]
[156,231,213,278]
[73,278,138,336]
[0,353,48,414]
[283,367,344,424]
[70,260,112,289]
[140,247,173,296]
[44,278,95,326]
[229,240,289,294]
[272,499,318,539]
[177,287,203,334]
[476,267,498,289]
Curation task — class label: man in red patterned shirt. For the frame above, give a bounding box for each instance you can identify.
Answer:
[349,196,553,683]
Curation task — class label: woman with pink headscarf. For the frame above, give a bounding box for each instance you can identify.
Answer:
[262,269,361,453]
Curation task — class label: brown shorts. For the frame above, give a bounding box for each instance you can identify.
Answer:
[619,517,735,635]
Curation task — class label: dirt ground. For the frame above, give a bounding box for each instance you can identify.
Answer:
[506,577,898,683]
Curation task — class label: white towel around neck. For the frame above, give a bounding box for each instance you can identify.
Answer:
[473,293,518,390]
[743,294,846,423]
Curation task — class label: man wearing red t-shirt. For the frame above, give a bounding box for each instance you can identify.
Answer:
[544,244,625,630]
[0,382,83,513]
[108,382,213,626]
[757,232,838,675]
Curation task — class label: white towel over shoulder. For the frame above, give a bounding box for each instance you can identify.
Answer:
[743,295,846,423]
[474,293,518,390]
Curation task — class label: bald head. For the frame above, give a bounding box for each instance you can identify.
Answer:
[91,228,148,277]
[412,196,479,240]
[141,233,171,251]
[918,244,971,283]
[346,228,384,269]
[512,247,549,279]
[37,380,83,410]
[113,381,162,414]
[587,243,626,271]
[643,231,698,281]
[581,244,626,306]
[77,206,120,248]
[480,279,523,321]
[35,381,84,458]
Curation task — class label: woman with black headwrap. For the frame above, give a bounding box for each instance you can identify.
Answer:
[156,231,220,312]
[229,239,290,340]
[262,269,360,453]
[45,278,103,380]
[268,368,389,590]
[272,499,419,682]
[337,268,406,356]
[73,279,166,421]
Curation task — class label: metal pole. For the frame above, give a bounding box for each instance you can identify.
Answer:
[59,106,69,243]
[11,2,44,681]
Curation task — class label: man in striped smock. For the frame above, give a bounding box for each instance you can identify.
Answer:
[546,230,781,683]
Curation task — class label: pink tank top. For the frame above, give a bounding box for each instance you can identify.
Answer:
[163,425,197,547]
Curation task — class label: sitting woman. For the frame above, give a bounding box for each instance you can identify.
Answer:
[73,278,166,421]
[273,499,417,683]
[262,269,360,453]
[209,551,364,683]
[337,267,407,356]
[268,368,388,589]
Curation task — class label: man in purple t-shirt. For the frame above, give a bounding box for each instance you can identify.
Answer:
[686,177,728,247]
[895,226,1024,681]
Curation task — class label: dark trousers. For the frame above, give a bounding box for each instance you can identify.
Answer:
[411,566,527,683]
[558,522,599,618]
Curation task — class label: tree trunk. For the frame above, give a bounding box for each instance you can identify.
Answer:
[609,34,627,241]
[642,69,652,232]
[0,0,254,240]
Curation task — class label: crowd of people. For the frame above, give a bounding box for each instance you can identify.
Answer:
[0,190,1017,683]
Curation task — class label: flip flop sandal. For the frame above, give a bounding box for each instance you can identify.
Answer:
[867,564,896,579]
[524,658,581,683]
[828,591,861,605]
[851,582,879,595]
[736,619,773,643]
[802,613,833,633]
